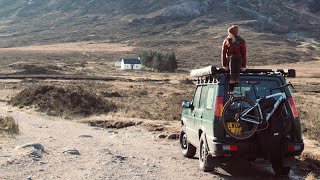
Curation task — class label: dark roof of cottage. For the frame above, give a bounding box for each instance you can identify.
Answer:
[122,58,141,64]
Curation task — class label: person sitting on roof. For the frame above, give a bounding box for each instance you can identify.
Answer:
[221,25,247,85]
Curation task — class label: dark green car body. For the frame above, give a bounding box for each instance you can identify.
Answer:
[180,70,304,174]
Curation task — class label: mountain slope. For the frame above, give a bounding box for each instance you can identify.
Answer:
[0,0,319,67]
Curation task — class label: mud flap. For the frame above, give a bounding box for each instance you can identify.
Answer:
[258,133,283,161]
[203,134,217,167]
[206,153,216,167]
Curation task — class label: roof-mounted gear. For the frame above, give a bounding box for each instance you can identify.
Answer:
[190,66,296,78]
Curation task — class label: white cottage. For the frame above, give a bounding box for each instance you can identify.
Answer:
[120,58,141,70]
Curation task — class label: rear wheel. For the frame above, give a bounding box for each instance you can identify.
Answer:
[222,97,260,140]
[179,130,196,158]
[271,160,291,176]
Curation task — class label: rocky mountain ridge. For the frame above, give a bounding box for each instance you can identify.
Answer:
[0,0,319,66]
[0,0,319,44]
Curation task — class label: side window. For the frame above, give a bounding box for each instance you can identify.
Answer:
[206,87,215,110]
[199,86,208,108]
[193,86,202,108]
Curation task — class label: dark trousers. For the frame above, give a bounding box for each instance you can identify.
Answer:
[227,54,243,83]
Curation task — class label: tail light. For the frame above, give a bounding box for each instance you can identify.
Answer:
[288,144,302,151]
[223,145,238,151]
[288,97,299,118]
[215,96,224,117]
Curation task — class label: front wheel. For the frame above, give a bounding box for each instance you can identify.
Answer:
[179,130,196,158]
[222,97,260,140]
[199,134,212,172]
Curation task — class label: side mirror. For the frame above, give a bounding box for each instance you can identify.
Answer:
[182,101,191,108]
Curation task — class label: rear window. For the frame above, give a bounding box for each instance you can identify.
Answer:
[231,78,282,102]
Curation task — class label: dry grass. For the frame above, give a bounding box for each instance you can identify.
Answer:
[0,42,134,53]
[298,151,320,178]
[0,42,318,140]
[142,121,180,133]
[292,81,320,140]
[96,78,194,121]
[9,85,116,118]
[305,172,317,180]
[296,93,320,140]
[0,47,320,177]
[86,119,142,129]
[0,116,19,135]
[291,81,320,141]
[1,71,194,121]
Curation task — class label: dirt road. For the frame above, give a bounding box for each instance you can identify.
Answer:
[0,103,312,179]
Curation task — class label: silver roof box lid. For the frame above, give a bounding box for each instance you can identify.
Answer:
[190,66,296,77]
[190,66,225,77]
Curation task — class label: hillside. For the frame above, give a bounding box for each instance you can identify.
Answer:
[0,0,319,68]
[0,1,320,179]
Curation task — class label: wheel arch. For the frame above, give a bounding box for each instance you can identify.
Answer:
[198,129,210,152]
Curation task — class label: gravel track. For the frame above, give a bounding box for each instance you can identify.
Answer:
[0,103,310,179]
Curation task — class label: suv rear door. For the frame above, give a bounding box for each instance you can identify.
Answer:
[226,76,293,139]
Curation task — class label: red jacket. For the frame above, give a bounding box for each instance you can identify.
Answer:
[221,36,247,68]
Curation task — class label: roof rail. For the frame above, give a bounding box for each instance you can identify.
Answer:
[190,66,296,78]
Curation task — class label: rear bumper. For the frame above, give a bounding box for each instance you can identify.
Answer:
[209,141,257,157]
[209,141,304,158]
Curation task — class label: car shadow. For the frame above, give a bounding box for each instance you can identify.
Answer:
[204,157,316,180]
[295,156,320,178]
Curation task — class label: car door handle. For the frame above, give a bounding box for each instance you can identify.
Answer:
[200,115,203,118]
[192,114,195,116]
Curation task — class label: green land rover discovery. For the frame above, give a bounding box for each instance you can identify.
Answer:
[180,66,304,176]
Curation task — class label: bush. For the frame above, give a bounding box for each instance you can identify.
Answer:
[9,85,116,117]
[139,51,178,72]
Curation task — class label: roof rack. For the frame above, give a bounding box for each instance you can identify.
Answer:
[190,66,296,78]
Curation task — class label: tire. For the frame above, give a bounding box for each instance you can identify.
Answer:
[179,130,196,158]
[222,97,260,140]
[199,134,212,172]
[271,161,291,176]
